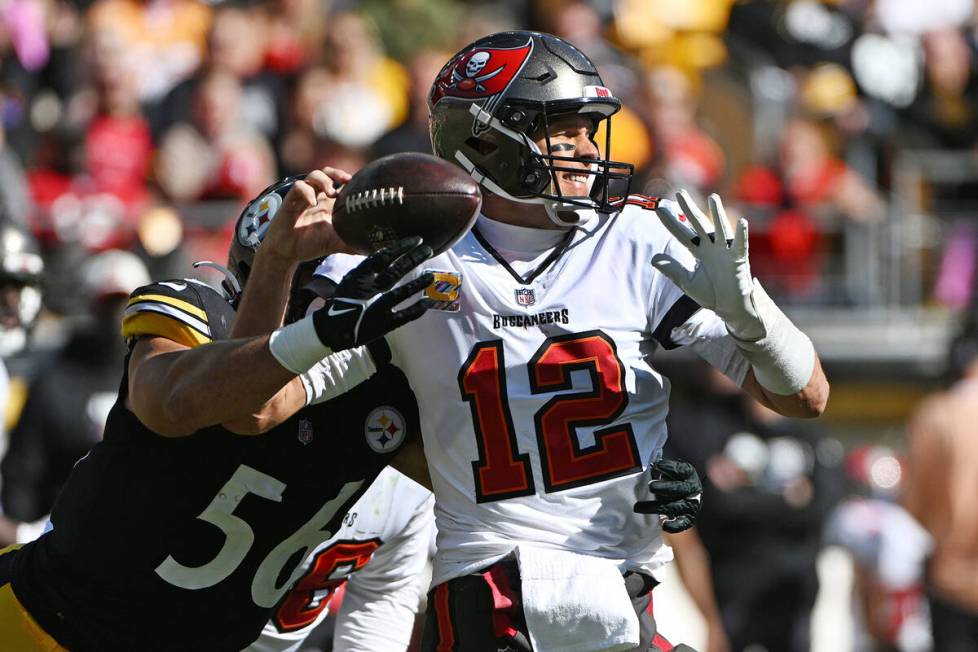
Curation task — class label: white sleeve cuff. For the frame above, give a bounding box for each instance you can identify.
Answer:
[299,345,378,405]
[268,315,331,375]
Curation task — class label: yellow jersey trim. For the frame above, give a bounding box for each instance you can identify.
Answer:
[122,312,211,348]
[0,580,69,651]
[127,294,208,322]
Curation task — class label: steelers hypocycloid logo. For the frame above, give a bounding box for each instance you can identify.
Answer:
[239,191,283,248]
[364,406,407,453]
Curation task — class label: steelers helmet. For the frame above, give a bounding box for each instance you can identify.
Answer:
[223,175,321,323]
[0,221,44,356]
[428,31,633,226]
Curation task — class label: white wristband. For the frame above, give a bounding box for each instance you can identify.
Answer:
[298,345,378,406]
[730,282,816,395]
[268,315,331,375]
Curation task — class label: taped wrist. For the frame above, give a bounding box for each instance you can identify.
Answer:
[729,282,816,395]
[268,314,332,375]
[298,345,378,406]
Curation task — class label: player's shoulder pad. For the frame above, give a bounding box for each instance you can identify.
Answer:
[608,194,674,243]
[123,278,234,348]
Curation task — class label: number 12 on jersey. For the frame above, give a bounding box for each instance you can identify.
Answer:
[458,330,641,503]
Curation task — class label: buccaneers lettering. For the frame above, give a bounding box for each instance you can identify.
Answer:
[492,308,570,329]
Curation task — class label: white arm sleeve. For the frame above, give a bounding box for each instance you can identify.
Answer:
[332,495,436,652]
[298,346,378,406]
[669,308,752,387]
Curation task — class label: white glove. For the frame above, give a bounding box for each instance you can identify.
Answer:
[652,190,764,341]
[653,190,816,395]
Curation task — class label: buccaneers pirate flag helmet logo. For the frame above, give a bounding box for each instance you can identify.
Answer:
[427,31,634,224]
[429,39,533,122]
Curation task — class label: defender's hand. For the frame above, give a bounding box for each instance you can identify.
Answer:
[260,167,354,264]
[311,237,434,351]
[653,190,766,342]
[634,459,702,534]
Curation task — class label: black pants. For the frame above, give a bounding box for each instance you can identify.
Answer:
[420,557,670,652]
[712,563,817,652]
[929,590,978,652]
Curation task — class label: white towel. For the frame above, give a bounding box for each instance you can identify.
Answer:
[516,544,640,652]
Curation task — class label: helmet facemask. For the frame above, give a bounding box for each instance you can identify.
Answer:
[452,100,633,227]
[525,102,633,222]
[428,31,634,228]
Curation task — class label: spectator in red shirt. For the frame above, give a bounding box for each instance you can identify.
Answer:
[155,68,275,202]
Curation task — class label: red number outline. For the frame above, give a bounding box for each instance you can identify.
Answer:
[273,538,381,633]
[529,330,641,492]
[460,331,641,502]
[459,340,535,502]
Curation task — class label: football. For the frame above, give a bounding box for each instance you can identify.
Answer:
[333,153,482,255]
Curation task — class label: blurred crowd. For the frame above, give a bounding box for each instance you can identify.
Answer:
[1,0,978,308]
[1,0,978,650]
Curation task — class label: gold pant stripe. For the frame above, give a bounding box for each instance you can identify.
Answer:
[0,583,68,651]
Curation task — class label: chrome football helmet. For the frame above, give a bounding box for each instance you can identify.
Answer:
[209,175,321,323]
[428,31,633,226]
[0,221,43,356]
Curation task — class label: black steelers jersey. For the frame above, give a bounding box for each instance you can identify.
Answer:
[9,279,422,651]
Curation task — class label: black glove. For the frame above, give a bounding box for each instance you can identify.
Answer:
[311,237,434,351]
[633,458,702,534]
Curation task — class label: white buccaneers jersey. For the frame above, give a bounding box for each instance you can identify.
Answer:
[316,201,749,586]
[247,467,435,652]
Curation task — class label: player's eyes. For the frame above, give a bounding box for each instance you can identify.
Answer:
[550,142,575,153]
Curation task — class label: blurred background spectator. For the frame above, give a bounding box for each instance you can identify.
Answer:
[0,219,44,546]
[825,445,933,652]
[665,527,733,652]
[0,249,148,532]
[901,318,978,651]
[2,0,978,649]
[156,68,276,201]
[664,364,845,652]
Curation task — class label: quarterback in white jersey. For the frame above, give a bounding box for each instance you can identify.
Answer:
[319,202,738,585]
[317,30,828,652]
[248,467,434,652]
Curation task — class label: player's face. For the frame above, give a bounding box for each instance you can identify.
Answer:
[532,114,601,198]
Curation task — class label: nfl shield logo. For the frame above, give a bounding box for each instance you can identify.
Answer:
[297,418,313,445]
[515,288,536,306]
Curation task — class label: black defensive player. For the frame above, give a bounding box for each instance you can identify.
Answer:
[0,169,434,651]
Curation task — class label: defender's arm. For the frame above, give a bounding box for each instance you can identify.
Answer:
[128,334,296,437]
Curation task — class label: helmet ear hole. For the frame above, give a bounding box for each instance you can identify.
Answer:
[464,136,498,156]
[519,159,551,194]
